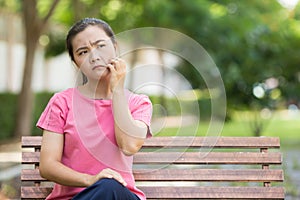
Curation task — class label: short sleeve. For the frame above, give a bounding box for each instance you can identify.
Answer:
[36,93,68,134]
[128,94,153,136]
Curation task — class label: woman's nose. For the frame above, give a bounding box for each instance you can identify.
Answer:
[89,49,101,63]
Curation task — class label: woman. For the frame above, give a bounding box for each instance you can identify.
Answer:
[37,18,152,200]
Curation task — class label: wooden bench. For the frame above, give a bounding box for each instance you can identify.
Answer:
[21,136,285,199]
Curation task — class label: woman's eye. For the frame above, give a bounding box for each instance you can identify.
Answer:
[78,50,87,56]
[98,44,105,48]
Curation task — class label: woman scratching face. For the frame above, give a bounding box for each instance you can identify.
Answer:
[71,25,127,99]
[38,18,152,200]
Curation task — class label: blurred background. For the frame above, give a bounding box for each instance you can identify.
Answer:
[0,0,299,199]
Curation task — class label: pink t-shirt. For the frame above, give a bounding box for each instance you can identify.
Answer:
[37,88,152,200]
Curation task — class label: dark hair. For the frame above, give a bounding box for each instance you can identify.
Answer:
[66,18,116,62]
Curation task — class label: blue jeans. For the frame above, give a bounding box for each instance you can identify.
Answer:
[72,178,140,200]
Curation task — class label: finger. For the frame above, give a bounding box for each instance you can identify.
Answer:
[111,173,127,186]
[97,170,112,179]
[116,177,127,186]
[99,169,127,186]
[107,63,116,72]
[107,170,127,186]
[111,58,126,70]
[111,58,120,70]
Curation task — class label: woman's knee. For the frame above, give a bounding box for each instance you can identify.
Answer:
[73,178,138,200]
[95,178,138,199]
[97,178,124,191]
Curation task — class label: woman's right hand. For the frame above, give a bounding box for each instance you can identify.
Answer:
[40,131,127,188]
[87,168,127,187]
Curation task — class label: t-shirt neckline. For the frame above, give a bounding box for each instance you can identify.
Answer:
[73,87,113,103]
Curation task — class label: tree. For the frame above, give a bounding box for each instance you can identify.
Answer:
[14,0,60,137]
[124,0,300,135]
[18,0,300,137]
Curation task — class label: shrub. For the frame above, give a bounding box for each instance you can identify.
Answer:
[0,93,18,140]
[0,92,54,140]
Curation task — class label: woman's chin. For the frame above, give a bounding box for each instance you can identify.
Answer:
[92,69,110,81]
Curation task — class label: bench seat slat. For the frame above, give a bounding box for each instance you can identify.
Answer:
[142,137,281,148]
[21,187,52,199]
[141,186,285,199]
[22,169,284,182]
[134,169,284,182]
[22,136,43,148]
[134,152,282,164]
[21,169,46,181]
[21,186,284,199]
[22,136,280,148]
[22,152,282,165]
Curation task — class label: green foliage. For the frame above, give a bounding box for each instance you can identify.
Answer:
[37,0,300,112]
[0,93,17,140]
[0,92,53,139]
[1,92,210,139]
[149,95,211,121]
[45,32,66,58]
[32,92,54,136]
[0,0,22,12]
[2,0,300,136]
[149,95,181,116]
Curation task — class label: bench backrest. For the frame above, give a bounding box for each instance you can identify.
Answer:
[21,136,284,199]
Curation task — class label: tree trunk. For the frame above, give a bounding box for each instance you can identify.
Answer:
[14,38,39,136]
[14,1,40,137]
[14,0,60,137]
[6,13,14,91]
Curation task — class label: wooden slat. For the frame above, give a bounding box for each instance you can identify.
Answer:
[22,152,40,164]
[21,186,284,199]
[21,187,52,199]
[140,186,285,199]
[22,136,43,148]
[21,169,46,181]
[22,136,281,148]
[22,151,282,165]
[134,152,282,164]
[142,137,281,148]
[22,168,284,182]
[134,169,284,182]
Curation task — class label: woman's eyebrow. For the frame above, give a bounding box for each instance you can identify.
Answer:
[75,39,106,53]
[91,39,106,46]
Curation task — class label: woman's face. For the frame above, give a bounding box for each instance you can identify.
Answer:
[72,25,117,81]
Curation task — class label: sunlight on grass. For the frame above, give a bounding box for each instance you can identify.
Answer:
[155,110,300,148]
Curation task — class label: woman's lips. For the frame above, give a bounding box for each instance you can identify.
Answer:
[92,65,107,70]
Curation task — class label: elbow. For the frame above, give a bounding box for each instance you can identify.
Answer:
[120,145,139,156]
[121,148,137,156]
[39,162,49,179]
[119,141,143,156]
[39,159,54,180]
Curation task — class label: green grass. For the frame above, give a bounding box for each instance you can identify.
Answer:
[155,110,300,148]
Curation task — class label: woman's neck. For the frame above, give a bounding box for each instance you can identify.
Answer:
[79,80,112,100]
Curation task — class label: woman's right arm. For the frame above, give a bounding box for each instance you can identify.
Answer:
[39,130,127,187]
[39,130,92,187]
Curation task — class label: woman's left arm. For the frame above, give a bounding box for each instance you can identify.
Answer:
[108,58,149,156]
[113,89,148,156]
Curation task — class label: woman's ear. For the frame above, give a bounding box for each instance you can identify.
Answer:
[72,60,80,68]
[114,42,119,56]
